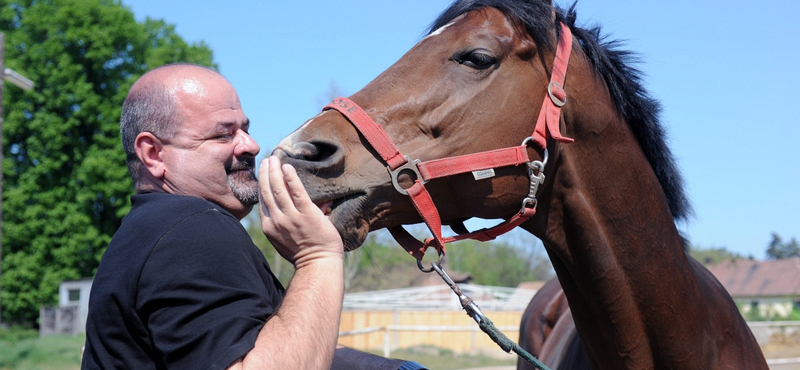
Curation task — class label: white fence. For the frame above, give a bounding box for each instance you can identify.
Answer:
[343,284,537,311]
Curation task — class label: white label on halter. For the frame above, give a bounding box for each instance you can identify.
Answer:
[472,169,496,181]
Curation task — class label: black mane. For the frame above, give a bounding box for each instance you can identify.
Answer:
[428,0,692,221]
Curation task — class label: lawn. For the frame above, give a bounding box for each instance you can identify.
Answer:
[0,329,83,370]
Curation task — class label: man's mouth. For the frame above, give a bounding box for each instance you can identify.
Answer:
[228,158,256,174]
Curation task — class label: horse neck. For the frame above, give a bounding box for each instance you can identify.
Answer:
[523,74,749,368]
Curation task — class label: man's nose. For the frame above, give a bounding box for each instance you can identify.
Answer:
[235,130,260,157]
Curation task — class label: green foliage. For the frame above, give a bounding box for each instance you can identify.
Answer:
[766,232,800,260]
[790,306,800,321]
[688,245,747,265]
[0,325,37,343]
[342,227,551,291]
[446,238,553,287]
[1,0,215,325]
[243,209,295,287]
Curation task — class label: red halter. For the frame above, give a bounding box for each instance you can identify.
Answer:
[323,22,574,261]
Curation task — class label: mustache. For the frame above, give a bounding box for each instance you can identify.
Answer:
[227,157,256,173]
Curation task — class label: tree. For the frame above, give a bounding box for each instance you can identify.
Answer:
[243,210,295,287]
[446,238,553,287]
[688,245,746,265]
[766,232,800,260]
[0,0,215,326]
[341,226,554,291]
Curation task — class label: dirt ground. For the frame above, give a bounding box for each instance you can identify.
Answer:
[763,332,800,359]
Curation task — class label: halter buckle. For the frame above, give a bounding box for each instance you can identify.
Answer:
[548,81,567,107]
[389,156,427,195]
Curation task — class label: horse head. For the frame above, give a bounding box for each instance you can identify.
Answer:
[275,0,575,251]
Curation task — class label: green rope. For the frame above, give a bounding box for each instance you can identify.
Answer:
[422,260,552,370]
[477,316,552,370]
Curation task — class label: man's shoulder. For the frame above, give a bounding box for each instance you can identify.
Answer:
[126,192,239,225]
[109,193,238,255]
[132,192,224,213]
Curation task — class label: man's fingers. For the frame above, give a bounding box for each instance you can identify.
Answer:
[267,156,296,212]
[258,157,277,218]
[280,163,321,215]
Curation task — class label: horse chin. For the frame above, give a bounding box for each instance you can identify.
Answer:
[326,194,371,251]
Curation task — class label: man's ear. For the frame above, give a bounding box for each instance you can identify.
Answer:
[134,132,166,179]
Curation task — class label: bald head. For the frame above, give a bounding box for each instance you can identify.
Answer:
[120,64,223,189]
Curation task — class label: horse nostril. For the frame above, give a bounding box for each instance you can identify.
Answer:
[274,140,343,174]
[289,141,338,162]
[285,141,317,159]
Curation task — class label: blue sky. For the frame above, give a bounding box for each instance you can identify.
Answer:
[123,0,798,259]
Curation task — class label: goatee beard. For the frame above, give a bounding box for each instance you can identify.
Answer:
[228,158,259,206]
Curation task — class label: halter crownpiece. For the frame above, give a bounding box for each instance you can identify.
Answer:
[322,22,574,262]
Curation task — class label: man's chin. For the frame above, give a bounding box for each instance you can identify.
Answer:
[230,178,259,206]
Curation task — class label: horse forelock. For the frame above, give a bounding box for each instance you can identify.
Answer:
[428,0,557,51]
[427,0,692,222]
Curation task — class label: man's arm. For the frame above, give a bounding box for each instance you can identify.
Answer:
[227,156,344,370]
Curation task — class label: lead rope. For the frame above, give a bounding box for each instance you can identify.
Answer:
[425,261,552,370]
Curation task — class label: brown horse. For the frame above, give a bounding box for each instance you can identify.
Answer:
[519,278,589,370]
[273,0,768,368]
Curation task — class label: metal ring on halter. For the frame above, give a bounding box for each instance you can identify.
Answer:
[521,197,538,211]
[416,250,445,273]
[521,137,549,167]
[389,156,427,196]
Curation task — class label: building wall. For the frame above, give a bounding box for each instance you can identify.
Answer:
[737,296,797,320]
[58,279,92,334]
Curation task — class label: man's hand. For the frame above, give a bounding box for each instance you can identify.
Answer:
[258,155,343,267]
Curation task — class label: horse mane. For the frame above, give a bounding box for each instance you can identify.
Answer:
[428,0,693,221]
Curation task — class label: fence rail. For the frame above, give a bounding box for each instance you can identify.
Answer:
[747,321,800,346]
[339,324,520,358]
[338,310,523,356]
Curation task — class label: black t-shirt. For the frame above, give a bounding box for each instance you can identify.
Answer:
[82,192,285,370]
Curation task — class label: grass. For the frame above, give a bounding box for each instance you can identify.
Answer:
[370,346,518,369]
[0,328,83,370]
[0,327,515,370]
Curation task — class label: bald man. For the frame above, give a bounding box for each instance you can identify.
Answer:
[82,64,426,370]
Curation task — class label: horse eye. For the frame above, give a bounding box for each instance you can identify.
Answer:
[455,50,497,70]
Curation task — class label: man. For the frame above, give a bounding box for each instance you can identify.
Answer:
[82,64,426,370]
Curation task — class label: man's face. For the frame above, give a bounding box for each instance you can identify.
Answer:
[160,71,260,219]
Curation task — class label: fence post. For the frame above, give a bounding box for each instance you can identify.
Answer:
[384,326,391,358]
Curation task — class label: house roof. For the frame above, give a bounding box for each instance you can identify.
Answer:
[706,258,800,298]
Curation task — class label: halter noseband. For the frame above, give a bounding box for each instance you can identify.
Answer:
[323,22,574,262]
